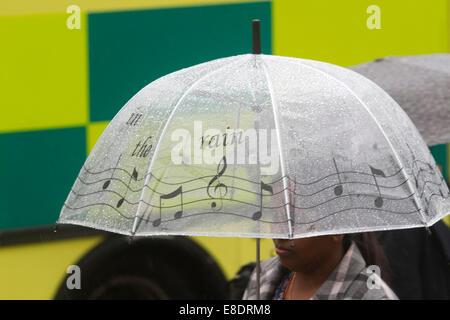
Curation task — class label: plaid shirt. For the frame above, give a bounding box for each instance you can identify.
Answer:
[242,242,398,300]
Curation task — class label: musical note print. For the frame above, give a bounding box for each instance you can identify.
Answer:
[404,142,448,207]
[333,158,343,196]
[63,150,448,233]
[153,185,184,227]
[102,154,122,190]
[369,165,385,208]
[252,181,274,220]
[116,167,138,208]
[207,156,228,211]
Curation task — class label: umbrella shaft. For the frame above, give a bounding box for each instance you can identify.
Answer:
[256,238,261,300]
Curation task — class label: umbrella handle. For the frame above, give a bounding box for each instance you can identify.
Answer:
[253,18,262,300]
[256,238,261,300]
[252,20,261,54]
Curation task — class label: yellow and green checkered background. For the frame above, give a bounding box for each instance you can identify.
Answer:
[1,0,449,230]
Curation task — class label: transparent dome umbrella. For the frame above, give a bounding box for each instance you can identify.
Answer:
[58,50,450,238]
[350,54,450,146]
[58,22,450,299]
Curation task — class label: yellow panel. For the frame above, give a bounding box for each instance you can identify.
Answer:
[192,236,274,279]
[273,0,448,66]
[0,13,88,133]
[0,0,269,15]
[444,215,450,226]
[0,236,103,299]
[87,121,109,154]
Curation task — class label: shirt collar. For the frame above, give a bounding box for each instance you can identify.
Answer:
[312,242,366,299]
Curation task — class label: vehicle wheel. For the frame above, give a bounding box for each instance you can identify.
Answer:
[54,235,228,300]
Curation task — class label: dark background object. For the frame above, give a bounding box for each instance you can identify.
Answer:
[379,221,450,299]
[252,19,262,54]
[55,235,229,300]
[229,262,256,300]
[350,54,450,147]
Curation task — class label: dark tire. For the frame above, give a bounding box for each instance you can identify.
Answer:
[54,235,229,300]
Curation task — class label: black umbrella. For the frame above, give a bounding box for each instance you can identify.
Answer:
[350,54,450,146]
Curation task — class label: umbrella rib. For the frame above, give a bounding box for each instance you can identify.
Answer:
[260,58,295,240]
[131,55,249,235]
[288,58,427,226]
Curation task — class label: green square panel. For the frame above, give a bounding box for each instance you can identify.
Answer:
[0,127,86,230]
[430,144,448,181]
[88,2,272,122]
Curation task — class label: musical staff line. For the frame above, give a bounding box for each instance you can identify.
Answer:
[73,166,445,212]
[74,172,416,201]
[65,149,450,232]
[69,187,418,211]
[419,180,449,200]
[63,202,289,224]
[62,201,421,227]
[81,163,406,187]
[81,166,409,193]
[78,167,438,202]
[82,156,439,194]
[293,206,421,225]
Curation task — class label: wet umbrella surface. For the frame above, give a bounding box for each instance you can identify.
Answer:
[58,53,450,240]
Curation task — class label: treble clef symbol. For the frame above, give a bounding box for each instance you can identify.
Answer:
[207,156,228,211]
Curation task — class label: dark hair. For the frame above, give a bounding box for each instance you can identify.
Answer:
[343,232,392,287]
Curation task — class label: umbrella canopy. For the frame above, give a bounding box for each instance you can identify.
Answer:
[58,54,450,240]
[350,54,450,146]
